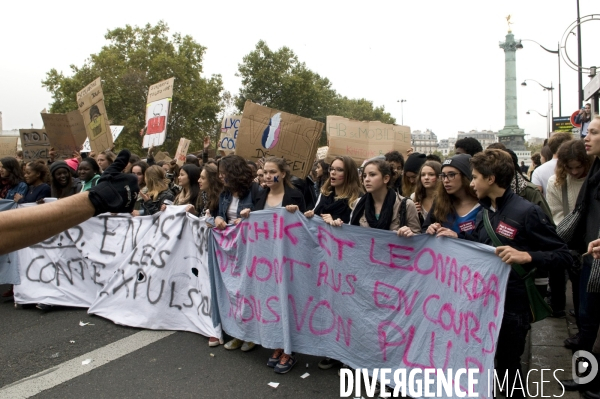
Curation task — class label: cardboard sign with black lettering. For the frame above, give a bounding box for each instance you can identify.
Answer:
[326,116,411,164]
[41,110,87,159]
[235,101,323,178]
[19,129,49,161]
[76,78,113,153]
[143,77,175,148]
[218,115,241,155]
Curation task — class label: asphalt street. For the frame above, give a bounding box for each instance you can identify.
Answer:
[0,284,356,399]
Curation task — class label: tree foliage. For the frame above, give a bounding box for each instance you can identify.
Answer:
[42,21,223,155]
[236,41,396,147]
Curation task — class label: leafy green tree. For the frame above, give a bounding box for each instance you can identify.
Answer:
[42,21,223,155]
[236,41,395,129]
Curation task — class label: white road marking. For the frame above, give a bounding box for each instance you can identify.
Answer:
[0,330,175,399]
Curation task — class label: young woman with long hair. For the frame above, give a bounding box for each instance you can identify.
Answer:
[313,160,329,199]
[78,158,101,192]
[215,155,262,353]
[421,154,480,236]
[191,164,223,217]
[305,155,362,226]
[239,157,306,374]
[50,161,81,199]
[15,160,51,204]
[96,150,116,172]
[410,160,441,226]
[0,157,27,201]
[351,159,421,234]
[140,165,175,215]
[131,161,149,216]
[165,164,200,212]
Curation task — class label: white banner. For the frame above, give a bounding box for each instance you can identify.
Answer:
[14,206,219,338]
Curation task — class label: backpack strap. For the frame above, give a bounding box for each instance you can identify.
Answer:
[561,180,569,217]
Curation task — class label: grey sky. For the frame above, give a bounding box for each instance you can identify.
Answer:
[1,0,598,139]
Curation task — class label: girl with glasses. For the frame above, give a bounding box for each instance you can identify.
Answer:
[420,154,480,236]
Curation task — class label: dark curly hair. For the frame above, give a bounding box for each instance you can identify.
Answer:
[455,137,483,156]
[0,157,24,187]
[26,159,50,184]
[218,155,254,198]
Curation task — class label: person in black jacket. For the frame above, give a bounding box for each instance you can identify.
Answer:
[438,149,572,397]
[239,157,306,374]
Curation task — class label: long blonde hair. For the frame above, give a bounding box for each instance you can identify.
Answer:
[145,165,170,200]
[321,156,363,208]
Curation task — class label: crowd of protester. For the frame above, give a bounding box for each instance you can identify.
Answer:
[3,113,600,397]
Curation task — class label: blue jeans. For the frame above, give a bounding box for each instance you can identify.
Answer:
[578,257,600,351]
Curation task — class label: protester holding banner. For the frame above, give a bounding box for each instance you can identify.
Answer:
[96,150,116,172]
[546,139,592,326]
[238,157,307,373]
[15,160,51,204]
[140,165,175,216]
[305,156,362,226]
[131,161,149,216]
[421,154,480,236]
[214,155,261,351]
[402,152,426,197]
[50,161,82,198]
[0,157,27,201]
[410,160,441,226]
[464,149,572,398]
[78,158,101,192]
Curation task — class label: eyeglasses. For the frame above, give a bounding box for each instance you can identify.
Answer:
[331,167,345,173]
[438,172,461,181]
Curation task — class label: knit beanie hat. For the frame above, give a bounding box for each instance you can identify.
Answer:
[50,161,70,176]
[442,153,472,180]
[403,153,427,174]
[65,158,80,172]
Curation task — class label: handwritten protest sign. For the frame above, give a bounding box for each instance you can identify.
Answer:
[316,146,328,160]
[14,207,220,338]
[76,78,112,153]
[0,137,18,157]
[174,137,191,166]
[81,126,124,153]
[219,115,241,154]
[143,77,174,148]
[326,116,411,164]
[209,209,509,398]
[235,101,323,178]
[19,129,49,161]
[41,110,87,159]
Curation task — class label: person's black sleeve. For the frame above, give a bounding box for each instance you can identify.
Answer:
[525,206,573,271]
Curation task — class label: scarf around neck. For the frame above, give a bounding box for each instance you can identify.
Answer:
[350,189,397,230]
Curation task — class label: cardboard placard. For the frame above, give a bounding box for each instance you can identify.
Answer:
[174,138,191,167]
[41,110,87,159]
[153,151,170,162]
[326,116,411,165]
[143,78,175,148]
[0,137,18,157]
[76,78,113,153]
[81,126,124,153]
[218,115,241,154]
[235,101,323,178]
[316,146,328,160]
[19,129,49,161]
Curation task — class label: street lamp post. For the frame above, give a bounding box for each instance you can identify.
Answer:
[521,39,562,116]
[397,99,407,125]
[522,79,554,138]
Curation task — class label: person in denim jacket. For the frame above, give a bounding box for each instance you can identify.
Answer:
[214,155,261,230]
[0,157,27,201]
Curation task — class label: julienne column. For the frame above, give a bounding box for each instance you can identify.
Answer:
[498,30,527,151]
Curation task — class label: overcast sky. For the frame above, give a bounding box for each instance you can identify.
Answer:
[1,0,598,140]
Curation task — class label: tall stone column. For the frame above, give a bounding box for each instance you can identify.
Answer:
[498,31,526,151]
